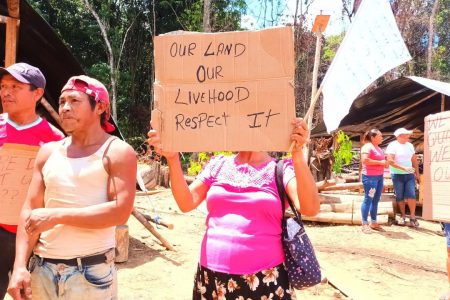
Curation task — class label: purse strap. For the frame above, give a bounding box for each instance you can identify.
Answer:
[275,159,302,221]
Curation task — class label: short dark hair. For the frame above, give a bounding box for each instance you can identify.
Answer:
[88,95,107,127]
[29,84,44,104]
[363,128,380,143]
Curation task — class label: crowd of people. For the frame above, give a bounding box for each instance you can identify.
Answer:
[0,62,447,299]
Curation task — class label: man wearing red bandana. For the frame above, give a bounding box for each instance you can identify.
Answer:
[8,75,137,300]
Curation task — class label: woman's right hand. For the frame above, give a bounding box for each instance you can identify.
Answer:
[147,121,178,159]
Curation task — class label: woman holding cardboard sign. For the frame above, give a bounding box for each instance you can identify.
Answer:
[147,117,319,299]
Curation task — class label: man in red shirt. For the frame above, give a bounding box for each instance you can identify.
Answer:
[0,63,64,299]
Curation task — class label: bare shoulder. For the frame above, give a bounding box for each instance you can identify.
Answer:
[361,143,372,153]
[108,138,137,161]
[35,140,63,166]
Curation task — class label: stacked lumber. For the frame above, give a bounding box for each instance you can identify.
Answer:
[299,193,395,225]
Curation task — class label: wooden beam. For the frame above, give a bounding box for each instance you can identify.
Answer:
[7,0,20,19]
[366,91,439,130]
[442,94,446,112]
[39,97,63,128]
[5,16,19,67]
[4,0,20,66]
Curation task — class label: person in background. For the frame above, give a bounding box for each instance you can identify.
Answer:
[440,223,450,300]
[7,75,137,300]
[386,128,419,227]
[360,129,386,233]
[0,63,64,300]
[147,118,320,300]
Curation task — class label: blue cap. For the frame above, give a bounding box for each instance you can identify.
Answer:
[0,62,46,89]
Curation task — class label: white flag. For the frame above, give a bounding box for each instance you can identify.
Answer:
[322,0,411,132]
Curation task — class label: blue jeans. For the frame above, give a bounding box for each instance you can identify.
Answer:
[391,173,416,201]
[361,175,384,224]
[0,227,16,299]
[445,223,450,248]
[29,254,117,300]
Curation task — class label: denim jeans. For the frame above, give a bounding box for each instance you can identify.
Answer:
[29,254,117,300]
[391,173,416,201]
[361,175,384,224]
[0,227,16,299]
[445,223,450,248]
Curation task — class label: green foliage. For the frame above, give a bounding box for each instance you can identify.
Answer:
[29,0,247,140]
[126,135,147,153]
[332,130,353,175]
[322,34,344,64]
[187,152,233,176]
[179,0,247,31]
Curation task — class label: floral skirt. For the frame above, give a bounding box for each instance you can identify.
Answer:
[193,263,296,300]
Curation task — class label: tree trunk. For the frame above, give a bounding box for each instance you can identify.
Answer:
[203,0,211,32]
[83,0,118,121]
[427,0,440,78]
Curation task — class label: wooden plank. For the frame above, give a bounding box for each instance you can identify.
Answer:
[7,0,20,18]
[5,16,18,67]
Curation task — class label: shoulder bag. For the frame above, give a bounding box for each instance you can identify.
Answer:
[275,159,322,289]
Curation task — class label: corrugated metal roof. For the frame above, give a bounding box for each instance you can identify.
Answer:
[312,76,450,148]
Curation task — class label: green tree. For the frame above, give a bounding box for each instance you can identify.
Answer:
[29,0,247,144]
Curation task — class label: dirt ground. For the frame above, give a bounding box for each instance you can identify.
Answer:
[5,189,446,300]
[115,190,447,300]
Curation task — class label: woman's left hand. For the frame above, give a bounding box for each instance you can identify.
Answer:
[291,118,309,152]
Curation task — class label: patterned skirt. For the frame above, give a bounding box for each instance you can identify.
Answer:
[193,263,296,300]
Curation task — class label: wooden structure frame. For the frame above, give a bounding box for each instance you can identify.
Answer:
[1,0,19,67]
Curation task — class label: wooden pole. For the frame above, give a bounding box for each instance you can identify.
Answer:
[4,0,19,67]
[141,212,174,230]
[303,30,323,160]
[40,97,63,127]
[442,94,445,112]
[115,225,129,262]
[132,209,175,251]
[5,16,18,67]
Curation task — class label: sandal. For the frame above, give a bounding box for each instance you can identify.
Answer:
[397,217,406,226]
[361,224,372,234]
[370,223,385,232]
[410,218,419,227]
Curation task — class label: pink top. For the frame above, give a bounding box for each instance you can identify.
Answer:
[361,143,385,176]
[0,114,64,233]
[197,155,295,274]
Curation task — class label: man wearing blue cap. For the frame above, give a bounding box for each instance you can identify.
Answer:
[0,62,64,299]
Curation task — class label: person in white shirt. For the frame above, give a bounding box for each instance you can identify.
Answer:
[386,128,419,227]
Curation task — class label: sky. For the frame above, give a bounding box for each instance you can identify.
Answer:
[242,0,352,36]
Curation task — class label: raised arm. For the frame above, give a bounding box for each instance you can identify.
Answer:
[285,118,320,216]
[147,122,209,213]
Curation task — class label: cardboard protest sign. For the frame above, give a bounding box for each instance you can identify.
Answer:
[423,110,450,222]
[153,26,295,152]
[0,144,39,224]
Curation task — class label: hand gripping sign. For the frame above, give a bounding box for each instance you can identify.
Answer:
[152,27,295,152]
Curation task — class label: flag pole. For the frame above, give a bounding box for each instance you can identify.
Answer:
[288,84,323,153]
[290,14,328,156]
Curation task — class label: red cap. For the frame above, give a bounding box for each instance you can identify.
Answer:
[61,75,115,132]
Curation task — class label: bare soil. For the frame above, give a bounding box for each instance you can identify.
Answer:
[117,190,447,300]
[6,189,446,300]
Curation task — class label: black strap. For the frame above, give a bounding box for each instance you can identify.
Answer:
[275,159,302,221]
[38,252,108,266]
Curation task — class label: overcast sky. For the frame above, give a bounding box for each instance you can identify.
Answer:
[243,0,352,36]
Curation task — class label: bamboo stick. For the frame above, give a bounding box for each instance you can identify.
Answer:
[131,209,175,251]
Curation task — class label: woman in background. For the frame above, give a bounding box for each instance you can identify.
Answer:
[360,129,386,233]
